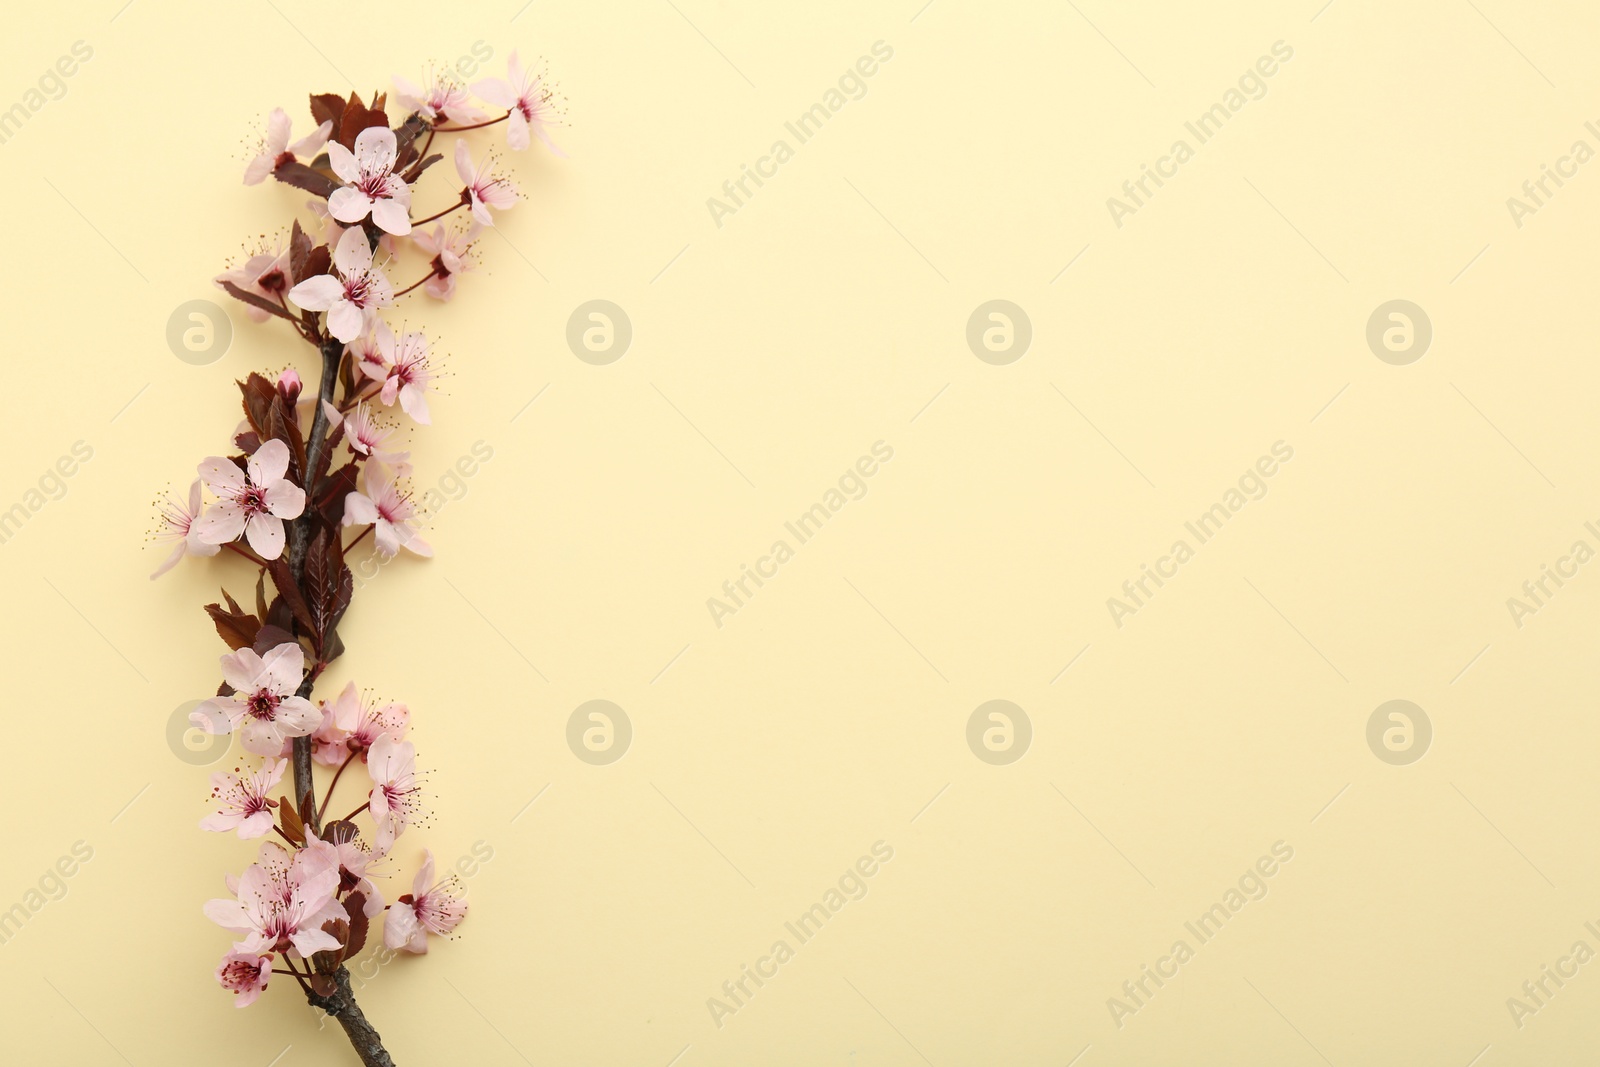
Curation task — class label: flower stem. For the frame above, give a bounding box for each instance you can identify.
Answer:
[410,199,466,227]
[433,112,510,132]
[317,751,358,824]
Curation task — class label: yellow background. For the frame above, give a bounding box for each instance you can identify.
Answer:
[3,0,1598,1063]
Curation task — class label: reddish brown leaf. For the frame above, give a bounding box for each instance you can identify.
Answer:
[279,799,306,847]
[204,600,261,651]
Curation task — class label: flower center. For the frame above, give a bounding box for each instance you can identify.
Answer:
[246,690,280,720]
[237,484,269,514]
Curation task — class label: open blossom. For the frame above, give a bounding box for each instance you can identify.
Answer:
[454,140,516,226]
[150,479,221,579]
[344,467,431,558]
[366,734,425,851]
[288,227,394,344]
[200,759,287,838]
[383,850,467,954]
[328,127,412,236]
[314,682,410,766]
[357,323,433,423]
[341,402,412,476]
[194,439,306,560]
[244,108,333,185]
[409,223,477,300]
[214,242,292,323]
[204,844,344,957]
[471,51,562,154]
[193,643,320,757]
[215,951,272,1007]
[394,72,484,125]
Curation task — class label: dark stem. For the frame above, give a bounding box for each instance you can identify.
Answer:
[308,966,396,1067]
[409,196,467,227]
[317,751,358,824]
[432,112,510,132]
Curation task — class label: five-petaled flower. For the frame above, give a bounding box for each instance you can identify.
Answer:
[471,52,562,154]
[194,439,307,560]
[244,108,333,186]
[366,734,425,851]
[344,467,432,558]
[204,843,345,958]
[312,680,410,766]
[454,139,516,226]
[394,73,484,126]
[383,849,467,954]
[201,759,288,839]
[409,223,476,301]
[358,323,434,423]
[194,643,321,757]
[287,227,395,344]
[328,127,413,236]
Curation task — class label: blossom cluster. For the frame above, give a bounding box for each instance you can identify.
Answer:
[155,56,557,1024]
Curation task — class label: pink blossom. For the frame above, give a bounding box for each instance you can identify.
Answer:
[325,681,410,760]
[373,325,433,423]
[453,140,516,226]
[344,468,431,558]
[471,52,562,154]
[215,950,272,1007]
[150,479,221,579]
[193,439,307,560]
[409,224,477,301]
[303,834,386,918]
[204,844,344,957]
[200,758,287,838]
[192,643,320,757]
[214,242,292,323]
[342,403,412,476]
[328,127,412,236]
[383,850,467,954]
[394,73,484,125]
[288,227,394,344]
[244,108,333,186]
[366,734,425,851]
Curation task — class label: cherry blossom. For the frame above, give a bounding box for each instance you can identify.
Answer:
[342,403,413,476]
[366,734,425,851]
[318,682,410,765]
[453,139,516,226]
[393,73,484,125]
[366,324,434,424]
[194,439,307,560]
[328,127,413,236]
[204,845,344,957]
[215,951,273,1007]
[214,242,292,323]
[150,479,221,579]
[193,643,320,757]
[471,52,562,154]
[383,850,467,954]
[303,834,386,918]
[409,223,477,300]
[344,467,432,558]
[287,227,395,344]
[244,108,333,186]
[201,759,287,839]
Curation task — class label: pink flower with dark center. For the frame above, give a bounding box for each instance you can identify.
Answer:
[200,758,287,838]
[383,850,467,954]
[328,127,413,236]
[150,478,221,579]
[366,734,426,851]
[394,73,484,125]
[192,643,320,757]
[453,140,517,226]
[356,324,434,424]
[288,227,395,344]
[472,51,563,154]
[312,681,409,764]
[204,844,344,957]
[344,468,432,558]
[214,242,292,323]
[215,950,272,1007]
[409,224,477,301]
[244,108,333,186]
[193,439,307,560]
